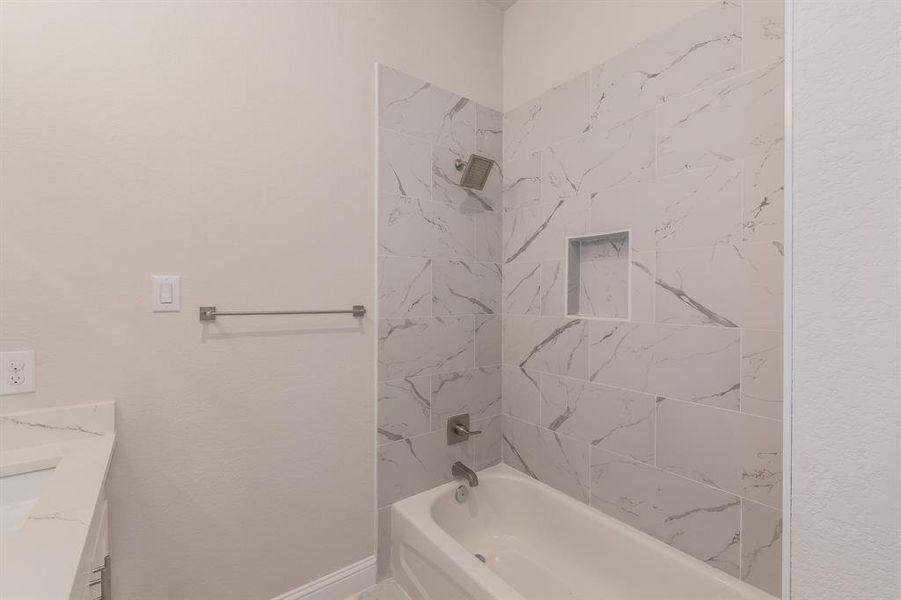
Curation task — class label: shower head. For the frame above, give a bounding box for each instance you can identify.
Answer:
[454,154,495,191]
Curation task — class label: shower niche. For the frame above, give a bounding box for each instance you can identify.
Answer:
[566,231,630,319]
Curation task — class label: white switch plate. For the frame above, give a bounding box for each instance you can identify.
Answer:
[152,275,181,312]
[0,350,36,395]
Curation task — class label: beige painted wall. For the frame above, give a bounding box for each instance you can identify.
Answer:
[503,0,718,110]
[0,2,501,599]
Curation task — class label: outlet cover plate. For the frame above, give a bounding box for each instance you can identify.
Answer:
[0,350,36,395]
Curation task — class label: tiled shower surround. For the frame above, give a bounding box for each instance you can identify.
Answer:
[376,0,784,596]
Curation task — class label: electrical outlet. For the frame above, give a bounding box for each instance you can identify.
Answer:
[0,351,36,395]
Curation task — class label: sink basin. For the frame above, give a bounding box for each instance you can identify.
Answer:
[0,468,55,533]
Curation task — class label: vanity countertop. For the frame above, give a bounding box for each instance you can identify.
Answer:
[0,403,115,600]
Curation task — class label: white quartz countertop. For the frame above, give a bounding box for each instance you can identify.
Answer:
[0,403,115,600]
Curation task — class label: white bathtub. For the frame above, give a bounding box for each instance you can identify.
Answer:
[391,464,776,600]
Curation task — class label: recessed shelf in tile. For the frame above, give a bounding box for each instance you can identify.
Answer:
[566,231,630,319]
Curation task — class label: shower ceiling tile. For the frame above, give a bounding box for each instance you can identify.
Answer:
[378,127,431,200]
[741,330,784,420]
[379,196,475,260]
[432,259,501,316]
[540,373,655,464]
[377,376,431,445]
[589,321,740,410]
[589,446,741,577]
[378,316,474,381]
[655,397,783,507]
[502,415,590,503]
[378,65,475,154]
[541,110,655,202]
[503,74,588,162]
[655,241,784,330]
[657,60,784,176]
[503,315,588,379]
[588,0,741,132]
[378,256,431,318]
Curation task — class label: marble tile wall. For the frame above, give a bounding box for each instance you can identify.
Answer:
[499,1,784,596]
[376,66,503,578]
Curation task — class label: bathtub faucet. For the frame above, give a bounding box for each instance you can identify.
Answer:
[452,461,479,487]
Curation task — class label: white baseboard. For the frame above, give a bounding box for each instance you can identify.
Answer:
[271,556,376,600]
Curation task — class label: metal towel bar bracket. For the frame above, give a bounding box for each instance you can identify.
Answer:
[199,305,366,321]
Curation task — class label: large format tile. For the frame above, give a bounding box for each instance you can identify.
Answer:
[590,447,741,577]
[743,143,785,243]
[378,376,431,445]
[503,197,589,264]
[540,374,655,463]
[501,366,541,425]
[378,316,474,381]
[378,65,475,154]
[475,211,502,263]
[378,256,431,318]
[430,366,501,429]
[502,416,589,502]
[630,251,656,323]
[588,0,741,131]
[577,233,630,318]
[474,315,501,367]
[379,196,475,259]
[432,260,501,316]
[742,0,785,72]
[473,415,502,471]
[741,329,784,419]
[379,127,431,200]
[540,260,566,316]
[504,315,589,379]
[657,61,784,176]
[502,154,541,211]
[503,261,542,315]
[503,74,589,162]
[656,241,784,330]
[378,429,473,507]
[432,144,500,213]
[541,111,655,202]
[589,321,740,409]
[741,500,783,596]
[656,398,783,507]
[475,105,503,163]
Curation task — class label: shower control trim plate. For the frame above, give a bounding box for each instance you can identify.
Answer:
[447,413,481,445]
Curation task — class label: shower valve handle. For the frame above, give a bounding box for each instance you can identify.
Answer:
[453,423,482,437]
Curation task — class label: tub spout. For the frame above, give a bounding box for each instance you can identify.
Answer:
[452,461,479,487]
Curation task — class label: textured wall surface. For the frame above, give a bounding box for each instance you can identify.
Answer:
[0,2,502,599]
[375,65,504,578]
[500,1,785,595]
[791,1,901,599]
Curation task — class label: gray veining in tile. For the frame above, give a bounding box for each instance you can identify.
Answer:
[379,65,475,154]
[431,366,501,429]
[540,260,566,316]
[503,262,541,315]
[475,315,502,367]
[379,195,475,260]
[742,0,785,72]
[503,197,589,264]
[502,416,589,502]
[657,61,784,176]
[502,366,541,425]
[742,329,783,419]
[630,251,656,323]
[433,144,500,213]
[741,500,783,596]
[589,321,740,409]
[378,376,431,444]
[655,242,784,330]
[379,127,431,200]
[656,398,782,507]
[473,415,502,471]
[589,0,741,132]
[504,315,589,379]
[503,74,589,162]
[379,316,474,381]
[743,143,785,243]
[476,105,503,163]
[475,211,503,263]
[378,256,431,318]
[502,154,541,211]
[590,446,741,577]
[542,111,655,202]
[540,373,655,463]
[576,233,630,318]
[432,260,501,316]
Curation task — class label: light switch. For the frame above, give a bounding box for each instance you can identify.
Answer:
[152,275,180,312]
